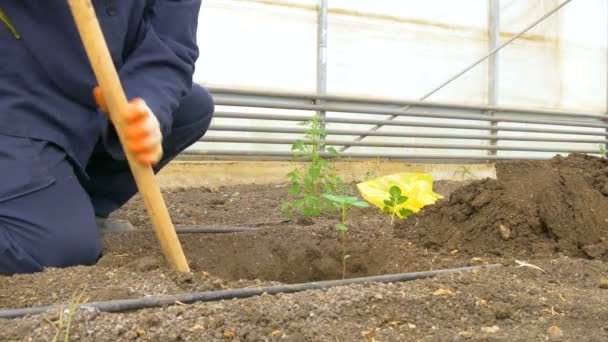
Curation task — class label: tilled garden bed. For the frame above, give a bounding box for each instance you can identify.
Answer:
[1,155,608,341]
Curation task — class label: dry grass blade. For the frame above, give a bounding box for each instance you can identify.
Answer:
[515,260,547,273]
[64,287,87,342]
[46,285,88,342]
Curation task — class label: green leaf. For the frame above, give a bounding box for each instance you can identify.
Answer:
[303,177,313,188]
[322,194,347,204]
[344,255,351,260]
[389,186,402,199]
[342,196,360,204]
[351,201,370,208]
[304,194,319,204]
[309,167,321,181]
[289,185,301,196]
[291,140,306,151]
[395,196,407,205]
[318,158,330,168]
[287,170,300,182]
[303,207,321,217]
[399,208,414,217]
[383,199,394,207]
[382,206,391,213]
[335,223,348,232]
[327,147,340,157]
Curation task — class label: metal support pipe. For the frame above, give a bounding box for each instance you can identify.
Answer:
[316,0,328,146]
[488,0,500,157]
[207,124,608,144]
[212,98,608,129]
[183,150,576,161]
[199,136,597,154]
[605,1,608,157]
[213,112,608,137]
[342,0,574,150]
[208,86,606,120]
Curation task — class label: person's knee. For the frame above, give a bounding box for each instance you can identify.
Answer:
[173,84,215,129]
[27,220,102,269]
[189,84,215,118]
[43,232,102,268]
[0,227,101,274]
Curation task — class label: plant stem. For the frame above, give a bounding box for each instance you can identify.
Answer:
[341,204,347,279]
[341,230,346,279]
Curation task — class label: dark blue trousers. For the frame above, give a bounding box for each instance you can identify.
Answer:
[0,85,213,274]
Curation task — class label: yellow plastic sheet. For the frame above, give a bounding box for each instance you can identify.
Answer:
[356,173,443,218]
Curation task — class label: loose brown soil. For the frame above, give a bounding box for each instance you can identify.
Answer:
[396,154,608,260]
[1,155,608,341]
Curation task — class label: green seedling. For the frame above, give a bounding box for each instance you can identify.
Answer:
[322,194,369,279]
[281,114,345,217]
[599,144,606,159]
[382,185,413,225]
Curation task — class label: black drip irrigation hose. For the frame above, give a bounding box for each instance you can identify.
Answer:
[175,226,258,234]
[172,219,291,234]
[0,264,500,319]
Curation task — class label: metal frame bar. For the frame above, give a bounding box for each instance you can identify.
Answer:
[183,150,555,161]
[487,0,500,156]
[211,99,608,128]
[213,112,608,137]
[316,0,328,146]
[207,125,608,144]
[605,1,608,157]
[199,136,596,154]
[209,88,604,120]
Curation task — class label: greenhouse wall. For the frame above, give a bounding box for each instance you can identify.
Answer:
[185,0,608,160]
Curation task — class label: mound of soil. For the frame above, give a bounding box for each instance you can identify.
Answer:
[396,154,608,259]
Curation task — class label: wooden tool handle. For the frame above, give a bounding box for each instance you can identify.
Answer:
[67,0,190,272]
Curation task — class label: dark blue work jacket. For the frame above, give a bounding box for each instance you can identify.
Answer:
[0,1,201,176]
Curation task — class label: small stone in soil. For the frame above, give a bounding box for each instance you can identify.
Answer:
[601,183,608,196]
[124,330,138,340]
[547,325,563,340]
[126,256,161,272]
[210,199,226,206]
[498,224,511,240]
[582,241,608,259]
[480,326,500,334]
[296,217,315,226]
[494,306,512,320]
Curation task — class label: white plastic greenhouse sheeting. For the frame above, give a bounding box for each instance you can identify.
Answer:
[189,0,608,159]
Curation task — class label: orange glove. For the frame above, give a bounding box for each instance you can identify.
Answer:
[94,87,163,165]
